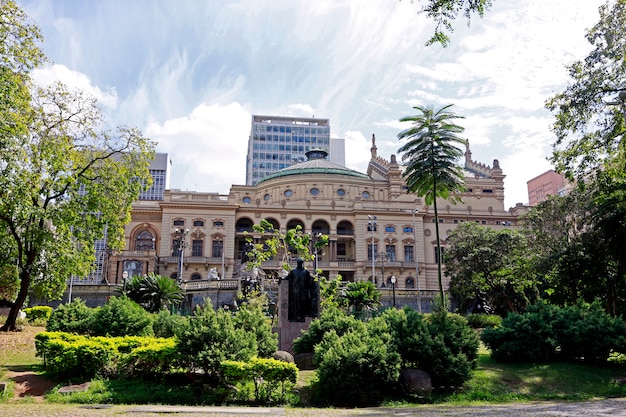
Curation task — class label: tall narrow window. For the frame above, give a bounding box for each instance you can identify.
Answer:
[192,239,203,257]
[404,245,414,262]
[368,244,378,260]
[435,247,445,264]
[212,240,223,258]
[385,245,396,261]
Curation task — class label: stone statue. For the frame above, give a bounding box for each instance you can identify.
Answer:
[284,258,318,322]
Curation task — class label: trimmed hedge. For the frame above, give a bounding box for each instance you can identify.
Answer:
[35,331,177,379]
[221,358,297,403]
[23,306,53,325]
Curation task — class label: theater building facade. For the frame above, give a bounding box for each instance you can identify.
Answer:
[101,136,526,311]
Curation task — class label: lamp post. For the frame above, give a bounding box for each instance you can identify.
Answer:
[367,215,377,285]
[390,275,397,307]
[174,228,189,283]
[122,270,128,293]
[411,208,421,312]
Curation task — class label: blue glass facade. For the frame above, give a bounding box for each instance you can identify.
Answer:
[246,115,331,185]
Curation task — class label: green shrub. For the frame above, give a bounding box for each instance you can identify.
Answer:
[422,311,480,388]
[221,358,297,404]
[233,297,278,358]
[35,332,115,379]
[379,307,432,369]
[293,306,364,354]
[466,313,502,329]
[553,301,626,363]
[482,302,559,362]
[23,306,53,325]
[176,303,256,376]
[152,309,188,338]
[46,299,95,334]
[35,332,178,379]
[91,296,154,337]
[313,326,401,407]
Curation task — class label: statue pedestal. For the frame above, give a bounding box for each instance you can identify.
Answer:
[275,278,314,354]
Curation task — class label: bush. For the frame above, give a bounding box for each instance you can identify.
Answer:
[293,306,364,354]
[46,299,95,334]
[35,332,178,379]
[152,309,188,338]
[232,295,278,358]
[422,311,480,388]
[466,313,502,329]
[379,307,432,369]
[91,296,154,337]
[221,358,297,404]
[313,326,401,407]
[23,306,53,326]
[176,303,256,376]
[482,302,560,363]
[552,301,626,363]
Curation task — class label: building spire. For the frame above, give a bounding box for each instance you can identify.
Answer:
[371,134,377,158]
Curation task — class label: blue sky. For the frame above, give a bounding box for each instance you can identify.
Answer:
[19,0,604,209]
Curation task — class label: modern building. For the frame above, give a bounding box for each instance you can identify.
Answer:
[94,136,525,312]
[527,170,567,206]
[246,115,333,185]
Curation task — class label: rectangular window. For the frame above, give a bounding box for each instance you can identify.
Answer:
[385,226,395,233]
[403,226,413,233]
[212,240,223,258]
[337,242,346,256]
[193,220,204,227]
[367,224,377,232]
[435,247,445,264]
[368,244,378,260]
[173,219,185,226]
[404,245,414,262]
[385,245,396,261]
[192,240,203,257]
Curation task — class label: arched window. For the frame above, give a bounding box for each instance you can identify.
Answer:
[136,231,155,250]
[190,273,202,280]
[406,277,415,288]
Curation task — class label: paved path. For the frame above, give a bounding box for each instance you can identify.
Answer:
[1,399,626,417]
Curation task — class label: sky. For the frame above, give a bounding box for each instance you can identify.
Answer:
[18,0,606,209]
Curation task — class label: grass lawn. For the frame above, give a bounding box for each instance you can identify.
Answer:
[1,324,626,406]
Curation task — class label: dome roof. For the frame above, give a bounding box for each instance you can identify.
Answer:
[257,149,370,184]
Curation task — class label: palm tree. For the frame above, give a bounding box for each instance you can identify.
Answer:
[118,272,183,313]
[397,104,467,306]
[341,281,381,320]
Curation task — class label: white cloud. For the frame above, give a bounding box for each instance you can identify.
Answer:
[31,64,118,109]
[287,103,315,116]
[145,102,251,193]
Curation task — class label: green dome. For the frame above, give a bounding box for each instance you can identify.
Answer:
[257,149,370,184]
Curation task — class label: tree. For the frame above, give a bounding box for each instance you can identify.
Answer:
[445,222,537,315]
[546,0,626,181]
[340,281,382,320]
[397,104,467,306]
[0,80,155,332]
[522,185,624,315]
[120,272,183,313]
[411,0,493,46]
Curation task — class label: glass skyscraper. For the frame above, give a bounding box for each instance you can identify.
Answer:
[246,115,331,185]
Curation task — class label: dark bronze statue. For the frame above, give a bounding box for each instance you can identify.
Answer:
[285,258,318,322]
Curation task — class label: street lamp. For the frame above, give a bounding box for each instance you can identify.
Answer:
[368,215,377,285]
[174,228,189,283]
[390,275,397,307]
[411,208,421,312]
[122,270,128,293]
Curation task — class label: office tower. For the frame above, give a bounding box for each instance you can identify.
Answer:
[246,115,331,185]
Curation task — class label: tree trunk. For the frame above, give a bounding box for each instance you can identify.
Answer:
[433,197,445,307]
[0,270,31,332]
